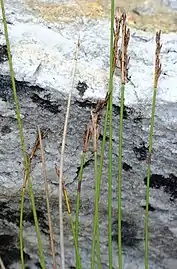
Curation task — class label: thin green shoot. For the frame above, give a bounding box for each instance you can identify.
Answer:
[107,0,115,268]
[0,1,45,268]
[91,97,110,269]
[145,31,162,269]
[60,173,82,269]
[38,127,57,269]
[75,152,85,269]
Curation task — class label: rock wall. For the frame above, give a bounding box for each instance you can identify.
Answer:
[1,0,177,268]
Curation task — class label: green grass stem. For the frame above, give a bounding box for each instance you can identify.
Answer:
[91,151,101,269]
[145,30,161,269]
[144,87,157,269]
[117,84,125,269]
[75,152,85,269]
[107,0,115,268]
[0,1,45,268]
[70,215,82,269]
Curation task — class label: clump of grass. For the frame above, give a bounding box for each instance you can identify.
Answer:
[145,30,162,269]
[1,0,163,267]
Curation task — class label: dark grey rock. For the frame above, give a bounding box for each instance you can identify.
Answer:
[0,73,177,268]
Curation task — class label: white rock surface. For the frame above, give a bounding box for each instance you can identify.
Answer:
[1,0,177,108]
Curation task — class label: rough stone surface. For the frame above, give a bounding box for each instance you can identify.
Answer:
[1,0,177,268]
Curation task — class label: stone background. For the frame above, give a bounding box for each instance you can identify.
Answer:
[0,0,177,268]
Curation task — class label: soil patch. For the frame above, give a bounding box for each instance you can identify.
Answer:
[25,0,177,32]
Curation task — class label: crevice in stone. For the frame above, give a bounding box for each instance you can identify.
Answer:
[133,141,148,161]
[43,93,51,100]
[112,104,128,119]
[112,219,141,248]
[1,125,12,135]
[0,75,44,102]
[0,248,30,268]
[75,99,135,120]
[6,21,13,25]
[23,209,49,233]
[0,201,19,225]
[0,45,8,63]
[113,104,136,119]
[0,234,15,249]
[133,112,144,123]
[144,173,177,200]
[34,262,42,268]
[98,133,110,142]
[132,32,152,43]
[144,174,165,189]
[76,81,88,97]
[69,158,94,185]
[0,202,45,267]
[76,158,93,174]
[122,162,132,171]
[31,93,61,114]
[74,99,95,110]
[65,158,94,189]
[141,203,156,211]
[0,201,48,232]
[132,9,141,16]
